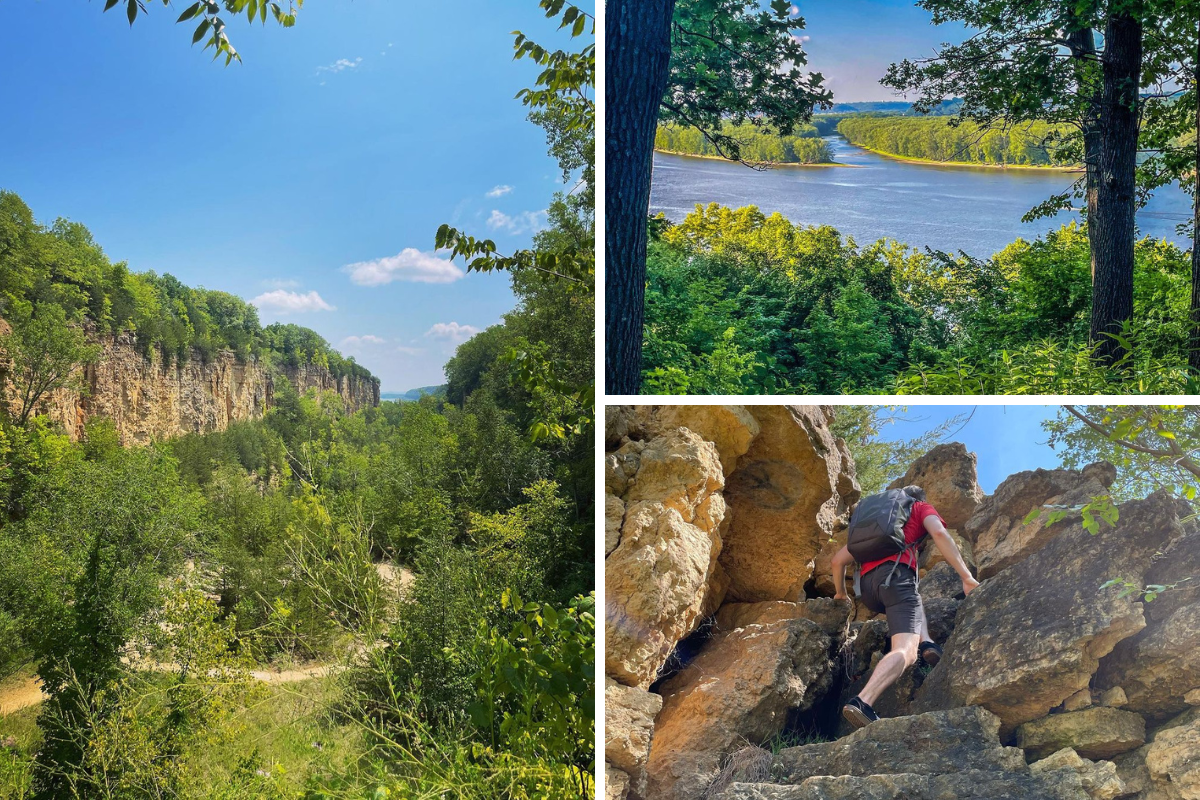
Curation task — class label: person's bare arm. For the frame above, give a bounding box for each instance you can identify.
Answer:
[924,516,980,595]
[831,545,854,601]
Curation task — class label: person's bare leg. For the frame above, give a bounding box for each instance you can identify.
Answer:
[917,605,931,643]
[858,633,920,707]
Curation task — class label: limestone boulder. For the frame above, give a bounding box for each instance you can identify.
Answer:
[715,772,1091,799]
[918,527,976,573]
[605,764,631,800]
[887,442,983,528]
[605,679,663,799]
[646,613,834,800]
[965,462,1116,580]
[1144,718,1200,800]
[653,405,761,475]
[810,527,847,597]
[716,707,1091,800]
[1016,707,1147,760]
[605,493,625,556]
[715,598,852,641]
[605,405,648,448]
[1030,749,1125,800]
[923,596,960,644]
[1096,531,1200,723]
[721,406,858,603]
[913,492,1190,735]
[919,562,966,602]
[605,428,727,688]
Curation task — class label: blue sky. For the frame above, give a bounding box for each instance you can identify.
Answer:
[795,1,970,102]
[0,0,586,392]
[875,405,1063,493]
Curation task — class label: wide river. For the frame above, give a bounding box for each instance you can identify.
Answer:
[649,135,1193,257]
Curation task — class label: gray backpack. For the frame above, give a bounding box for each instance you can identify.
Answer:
[848,489,918,589]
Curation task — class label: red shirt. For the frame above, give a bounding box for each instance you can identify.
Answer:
[860,501,943,576]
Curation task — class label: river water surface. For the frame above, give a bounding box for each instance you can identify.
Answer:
[649,136,1193,257]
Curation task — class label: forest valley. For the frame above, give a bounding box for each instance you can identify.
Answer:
[0,2,595,798]
[605,0,1200,394]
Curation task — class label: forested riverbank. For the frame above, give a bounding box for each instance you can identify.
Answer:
[836,116,1077,167]
[642,204,1196,395]
[654,122,833,164]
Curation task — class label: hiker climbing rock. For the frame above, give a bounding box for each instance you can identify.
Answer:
[831,484,979,729]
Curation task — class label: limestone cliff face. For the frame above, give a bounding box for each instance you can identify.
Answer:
[10,330,379,444]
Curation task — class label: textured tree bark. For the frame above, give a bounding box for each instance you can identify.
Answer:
[1190,18,1200,373]
[605,0,675,394]
[1090,11,1142,363]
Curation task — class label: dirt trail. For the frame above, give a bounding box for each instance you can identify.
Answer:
[1,561,412,718]
[0,677,44,716]
[0,663,342,718]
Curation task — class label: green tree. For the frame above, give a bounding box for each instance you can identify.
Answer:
[436,1,594,443]
[0,304,101,426]
[1138,2,1200,370]
[0,446,205,797]
[605,0,831,393]
[1046,405,1200,499]
[884,0,1160,363]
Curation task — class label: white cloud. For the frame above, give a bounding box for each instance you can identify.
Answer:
[792,33,810,43]
[252,290,335,313]
[342,248,464,286]
[261,278,301,289]
[423,322,479,342]
[486,184,514,198]
[485,208,548,235]
[341,334,386,348]
[789,4,800,15]
[317,57,363,74]
[395,345,424,356]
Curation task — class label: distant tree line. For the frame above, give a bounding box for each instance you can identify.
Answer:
[654,121,833,164]
[837,116,1077,167]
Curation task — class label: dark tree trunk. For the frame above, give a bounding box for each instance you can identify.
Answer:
[1190,18,1200,373]
[1090,11,1143,363]
[605,0,675,394]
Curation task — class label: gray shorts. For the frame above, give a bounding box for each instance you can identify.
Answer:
[859,561,923,636]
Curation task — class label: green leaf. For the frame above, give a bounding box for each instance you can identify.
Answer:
[177,2,202,22]
[127,0,138,25]
[193,19,211,44]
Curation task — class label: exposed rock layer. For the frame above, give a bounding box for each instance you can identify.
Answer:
[8,330,378,444]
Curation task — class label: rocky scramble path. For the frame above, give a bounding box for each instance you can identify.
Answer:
[710,707,1107,800]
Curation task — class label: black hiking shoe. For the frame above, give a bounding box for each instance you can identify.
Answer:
[842,697,880,730]
[919,641,943,668]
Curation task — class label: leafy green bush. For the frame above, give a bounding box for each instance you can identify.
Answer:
[642,206,1196,394]
[469,592,595,799]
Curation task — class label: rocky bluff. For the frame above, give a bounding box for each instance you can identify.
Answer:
[4,329,379,444]
[604,405,1200,800]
